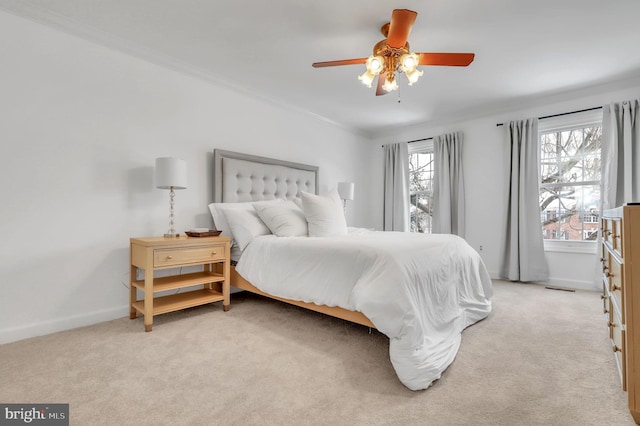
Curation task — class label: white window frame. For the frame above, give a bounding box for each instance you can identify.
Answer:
[409,140,434,234]
[538,109,602,254]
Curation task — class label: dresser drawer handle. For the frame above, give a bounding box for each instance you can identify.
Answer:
[608,321,617,328]
[601,294,607,300]
[612,284,622,291]
[166,256,173,260]
[606,231,612,236]
[600,258,605,262]
[211,252,217,256]
[604,308,609,314]
[613,345,622,353]
[606,272,614,278]
[602,265,609,271]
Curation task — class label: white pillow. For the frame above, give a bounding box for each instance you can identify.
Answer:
[207,199,283,247]
[255,201,308,237]
[300,190,347,237]
[219,207,270,251]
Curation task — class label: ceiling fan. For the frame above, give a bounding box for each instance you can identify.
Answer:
[312,9,475,96]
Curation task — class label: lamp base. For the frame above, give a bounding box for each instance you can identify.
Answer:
[163,233,180,238]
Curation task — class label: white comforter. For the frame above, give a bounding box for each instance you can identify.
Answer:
[236,228,492,390]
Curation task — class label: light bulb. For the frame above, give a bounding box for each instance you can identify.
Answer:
[365,55,384,75]
[358,70,376,88]
[405,68,424,85]
[399,53,419,73]
[382,76,399,92]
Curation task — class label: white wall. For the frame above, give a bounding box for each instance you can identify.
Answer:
[372,79,640,291]
[0,11,376,343]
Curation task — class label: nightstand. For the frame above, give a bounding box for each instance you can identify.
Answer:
[129,236,231,332]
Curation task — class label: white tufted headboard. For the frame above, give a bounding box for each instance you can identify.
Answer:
[213,149,319,202]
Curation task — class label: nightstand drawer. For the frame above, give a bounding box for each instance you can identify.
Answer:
[154,246,226,267]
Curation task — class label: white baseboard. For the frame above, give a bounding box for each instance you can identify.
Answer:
[540,277,599,292]
[488,271,599,292]
[0,305,129,345]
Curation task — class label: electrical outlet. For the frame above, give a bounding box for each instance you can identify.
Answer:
[479,245,484,252]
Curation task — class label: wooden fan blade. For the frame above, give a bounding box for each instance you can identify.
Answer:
[417,53,475,66]
[386,9,417,48]
[375,72,389,96]
[312,58,367,68]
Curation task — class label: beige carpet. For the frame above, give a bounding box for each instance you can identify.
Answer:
[0,280,634,425]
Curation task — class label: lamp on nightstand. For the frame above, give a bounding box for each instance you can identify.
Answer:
[155,157,187,238]
[337,182,355,212]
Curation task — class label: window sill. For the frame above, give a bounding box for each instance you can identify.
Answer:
[543,240,597,254]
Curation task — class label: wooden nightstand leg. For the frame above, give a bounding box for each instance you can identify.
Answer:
[144,263,154,332]
[223,304,230,312]
[129,265,137,319]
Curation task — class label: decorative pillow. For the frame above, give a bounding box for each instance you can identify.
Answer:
[207,199,283,247]
[255,201,308,237]
[300,190,347,237]
[219,207,270,251]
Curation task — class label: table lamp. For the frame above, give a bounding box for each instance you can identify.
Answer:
[155,157,187,238]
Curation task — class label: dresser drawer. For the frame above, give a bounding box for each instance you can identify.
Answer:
[611,219,623,256]
[611,318,627,391]
[602,280,609,315]
[608,256,625,322]
[154,245,227,267]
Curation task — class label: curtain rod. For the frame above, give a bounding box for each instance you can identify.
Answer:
[495,106,602,127]
[381,137,433,148]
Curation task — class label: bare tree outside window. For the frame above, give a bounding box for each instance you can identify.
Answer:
[409,151,434,233]
[539,125,601,241]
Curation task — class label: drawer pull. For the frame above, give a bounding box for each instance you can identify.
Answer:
[606,272,614,278]
[212,252,217,256]
[602,265,609,271]
[613,345,622,353]
[166,256,173,260]
[600,258,605,262]
[606,231,612,236]
[601,294,607,300]
[612,284,622,291]
[604,308,609,314]
[608,321,617,328]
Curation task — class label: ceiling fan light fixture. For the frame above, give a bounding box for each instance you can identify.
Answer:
[399,53,419,73]
[405,68,424,85]
[358,70,376,88]
[365,55,384,75]
[382,75,399,92]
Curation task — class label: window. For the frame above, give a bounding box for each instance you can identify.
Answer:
[539,110,602,246]
[409,140,434,233]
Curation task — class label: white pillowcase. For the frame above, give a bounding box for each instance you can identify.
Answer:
[207,199,283,247]
[255,201,308,237]
[219,207,270,251]
[300,190,347,237]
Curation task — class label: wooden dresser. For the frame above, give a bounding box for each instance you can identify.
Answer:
[602,204,640,423]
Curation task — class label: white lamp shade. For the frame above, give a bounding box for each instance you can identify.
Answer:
[155,157,187,189]
[337,182,355,201]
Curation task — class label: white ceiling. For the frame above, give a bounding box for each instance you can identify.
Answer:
[2,0,640,136]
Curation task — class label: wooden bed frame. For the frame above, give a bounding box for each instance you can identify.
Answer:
[231,267,375,328]
[213,149,375,329]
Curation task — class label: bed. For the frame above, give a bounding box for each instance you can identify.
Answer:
[210,149,492,391]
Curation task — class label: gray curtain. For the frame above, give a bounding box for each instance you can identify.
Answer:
[602,99,640,210]
[501,119,549,282]
[432,132,465,237]
[383,142,410,231]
